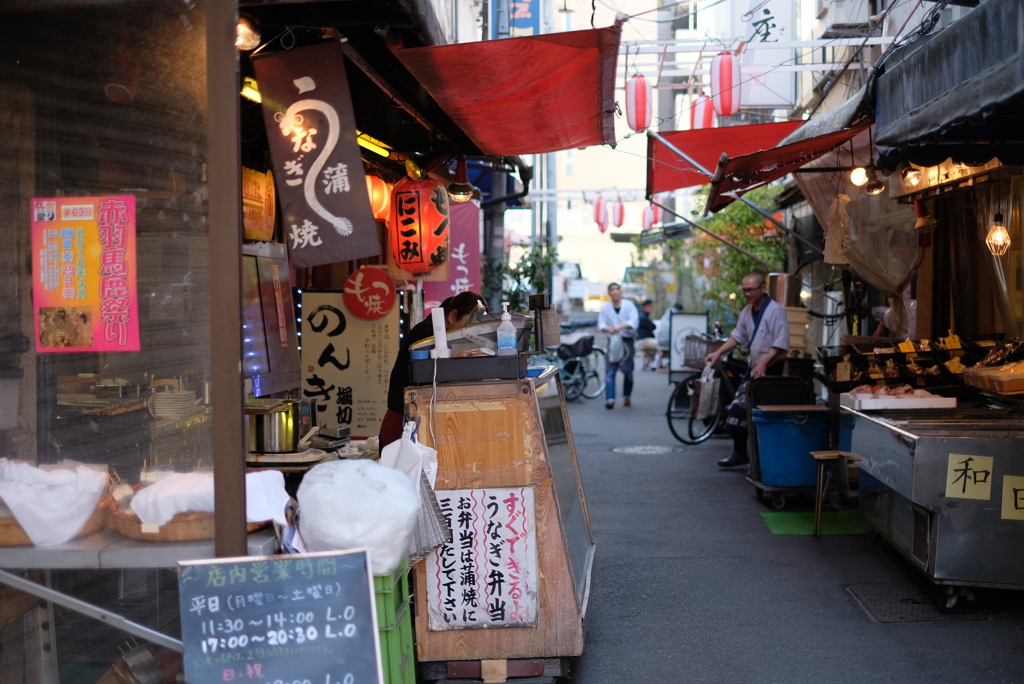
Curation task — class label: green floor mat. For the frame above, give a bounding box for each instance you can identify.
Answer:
[760,510,873,535]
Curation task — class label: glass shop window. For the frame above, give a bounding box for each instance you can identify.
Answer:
[0,3,212,680]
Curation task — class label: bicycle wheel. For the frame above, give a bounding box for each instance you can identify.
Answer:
[687,384,723,444]
[561,359,585,401]
[581,347,607,399]
[666,374,698,444]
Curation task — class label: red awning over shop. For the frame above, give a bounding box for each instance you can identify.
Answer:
[646,121,803,197]
[393,24,621,156]
[702,122,870,213]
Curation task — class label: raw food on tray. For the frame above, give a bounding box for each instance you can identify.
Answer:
[841,387,957,410]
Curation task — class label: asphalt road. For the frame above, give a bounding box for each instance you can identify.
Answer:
[564,358,1024,684]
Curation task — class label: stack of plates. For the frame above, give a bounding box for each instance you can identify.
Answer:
[148,391,200,420]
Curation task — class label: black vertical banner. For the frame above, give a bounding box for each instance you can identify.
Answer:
[253,41,380,268]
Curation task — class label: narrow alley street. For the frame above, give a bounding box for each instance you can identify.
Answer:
[565,361,1024,684]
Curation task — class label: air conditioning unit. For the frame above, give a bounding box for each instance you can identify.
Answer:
[816,0,868,25]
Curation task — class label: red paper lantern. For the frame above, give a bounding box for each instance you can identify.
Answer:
[691,94,713,130]
[365,175,391,221]
[389,176,450,275]
[710,52,741,117]
[642,205,656,231]
[610,199,625,228]
[593,196,607,229]
[624,74,653,132]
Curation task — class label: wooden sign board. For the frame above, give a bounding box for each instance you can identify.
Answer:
[178,550,382,684]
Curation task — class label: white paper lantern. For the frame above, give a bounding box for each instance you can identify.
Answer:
[610,199,625,228]
[710,52,741,117]
[691,94,714,130]
[624,73,653,132]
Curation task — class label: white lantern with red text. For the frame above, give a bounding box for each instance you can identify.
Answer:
[610,199,625,228]
[691,94,713,130]
[642,205,657,231]
[593,195,607,230]
[710,51,741,117]
[624,74,653,132]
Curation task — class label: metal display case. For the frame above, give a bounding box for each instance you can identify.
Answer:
[843,406,1024,606]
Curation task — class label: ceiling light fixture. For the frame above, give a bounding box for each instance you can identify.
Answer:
[240,76,261,103]
[447,156,476,203]
[849,166,868,186]
[355,131,392,158]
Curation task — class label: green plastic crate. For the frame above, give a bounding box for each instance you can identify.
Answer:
[375,558,414,684]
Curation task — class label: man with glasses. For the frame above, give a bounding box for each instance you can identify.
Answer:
[703,273,789,467]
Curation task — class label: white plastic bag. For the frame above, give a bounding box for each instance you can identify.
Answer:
[379,422,438,494]
[694,362,720,421]
[607,333,628,364]
[298,459,418,575]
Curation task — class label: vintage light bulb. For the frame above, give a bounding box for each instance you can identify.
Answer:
[986,213,1011,256]
[901,166,922,187]
[864,165,885,195]
[849,166,868,187]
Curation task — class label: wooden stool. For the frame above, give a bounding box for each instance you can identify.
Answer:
[810,450,862,538]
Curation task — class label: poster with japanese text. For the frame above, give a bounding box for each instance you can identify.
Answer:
[31,196,140,352]
[739,0,795,107]
[253,41,380,268]
[300,288,398,438]
[423,202,482,310]
[426,487,538,631]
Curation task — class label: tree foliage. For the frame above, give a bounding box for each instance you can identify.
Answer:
[482,241,558,314]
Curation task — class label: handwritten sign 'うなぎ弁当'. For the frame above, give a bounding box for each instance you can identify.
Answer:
[178,550,383,684]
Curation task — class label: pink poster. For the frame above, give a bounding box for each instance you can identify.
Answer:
[423,201,481,309]
[31,196,140,352]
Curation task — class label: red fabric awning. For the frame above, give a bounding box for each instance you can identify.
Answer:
[393,25,621,156]
[646,121,803,197]
[702,122,870,213]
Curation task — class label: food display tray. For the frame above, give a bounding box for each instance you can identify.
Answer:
[839,391,957,411]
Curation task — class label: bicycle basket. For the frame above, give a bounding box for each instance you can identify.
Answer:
[684,335,724,370]
[558,335,594,360]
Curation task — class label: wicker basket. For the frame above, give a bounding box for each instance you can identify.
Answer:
[684,335,724,370]
[0,494,112,547]
[111,507,268,542]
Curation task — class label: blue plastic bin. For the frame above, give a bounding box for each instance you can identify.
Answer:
[753,409,831,487]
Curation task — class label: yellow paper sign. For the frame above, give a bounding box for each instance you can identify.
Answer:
[945,453,993,500]
[836,361,851,383]
[1002,476,1024,520]
[898,340,917,353]
[944,333,962,350]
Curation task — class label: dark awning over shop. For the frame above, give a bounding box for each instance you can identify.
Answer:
[393,25,622,156]
[645,121,802,196]
[875,0,1024,168]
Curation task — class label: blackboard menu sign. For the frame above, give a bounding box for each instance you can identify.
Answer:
[178,550,382,684]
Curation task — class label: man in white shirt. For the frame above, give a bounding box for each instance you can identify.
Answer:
[704,273,789,467]
[598,283,639,409]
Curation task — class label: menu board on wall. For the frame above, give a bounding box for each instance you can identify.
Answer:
[31,196,140,352]
[300,286,399,438]
[178,550,382,684]
[425,486,538,631]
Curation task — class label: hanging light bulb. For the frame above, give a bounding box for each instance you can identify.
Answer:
[236,15,261,50]
[864,165,885,195]
[986,212,1011,256]
[447,156,476,203]
[849,166,868,187]
[901,165,922,187]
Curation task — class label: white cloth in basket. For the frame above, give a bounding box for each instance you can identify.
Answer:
[0,458,107,546]
[131,471,289,528]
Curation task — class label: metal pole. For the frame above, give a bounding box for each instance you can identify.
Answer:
[0,570,184,652]
[647,131,823,256]
[651,201,774,271]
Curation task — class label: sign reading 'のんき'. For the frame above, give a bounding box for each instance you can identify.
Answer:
[31,196,140,352]
[426,487,538,631]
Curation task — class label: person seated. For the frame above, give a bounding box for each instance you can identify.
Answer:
[636,299,659,370]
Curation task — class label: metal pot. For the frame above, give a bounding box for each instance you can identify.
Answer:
[245,401,301,453]
[767,272,801,308]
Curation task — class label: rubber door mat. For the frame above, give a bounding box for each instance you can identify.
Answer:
[759,510,873,535]
[847,584,989,623]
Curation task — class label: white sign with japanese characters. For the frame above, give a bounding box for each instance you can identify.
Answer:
[426,487,538,631]
[300,291,398,438]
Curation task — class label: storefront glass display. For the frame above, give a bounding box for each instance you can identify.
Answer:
[0,2,216,680]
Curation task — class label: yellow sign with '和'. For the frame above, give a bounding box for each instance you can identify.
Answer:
[945,453,994,500]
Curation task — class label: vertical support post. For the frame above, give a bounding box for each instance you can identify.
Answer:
[207,2,247,558]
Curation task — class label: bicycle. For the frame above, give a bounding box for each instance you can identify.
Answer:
[666,329,748,445]
[537,335,604,401]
